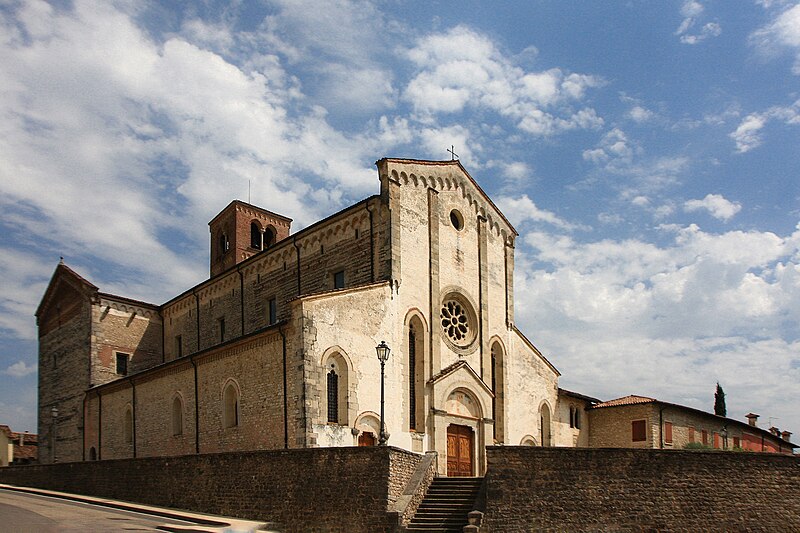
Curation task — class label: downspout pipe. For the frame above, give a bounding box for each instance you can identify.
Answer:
[82,393,87,462]
[191,355,200,454]
[366,201,375,282]
[659,406,664,449]
[193,290,201,352]
[293,236,301,296]
[238,267,245,336]
[279,324,288,449]
[98,392,102,460]
[128,377,137,458]
[161,313,166,364]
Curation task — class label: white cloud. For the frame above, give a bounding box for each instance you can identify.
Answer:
[582,128,634,166]
[684,194,742,222]
[495,195,579,231]
[675,1,722,45]
[628,105,655,123]
[750,3,800,74]
[3,361,37,378]
[403,26,604,136]
[730,99,800,152]
[514,222,800,431]
[0,0,414,341]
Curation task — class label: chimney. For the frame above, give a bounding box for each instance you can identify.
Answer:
[745,413,759,427]
[781,431,792,442]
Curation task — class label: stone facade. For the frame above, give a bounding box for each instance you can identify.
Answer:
[480,446,800,532]
[37,158,564,475]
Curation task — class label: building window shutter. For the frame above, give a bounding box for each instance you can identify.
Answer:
[632,420,647,442]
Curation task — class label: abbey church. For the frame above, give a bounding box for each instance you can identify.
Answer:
[36,158,581,474]
[35,157,792,476]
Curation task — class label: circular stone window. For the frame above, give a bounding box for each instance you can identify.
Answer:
[440,293,477,350]
[449,209,464,230]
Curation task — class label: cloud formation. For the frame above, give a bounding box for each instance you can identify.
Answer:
[4,361,37,378]
[515,222,800,426]
[403,26,604,136]
[675,1,722,44]
[684,194,742,222]
[751,3,800,74]
[730,99,800,152]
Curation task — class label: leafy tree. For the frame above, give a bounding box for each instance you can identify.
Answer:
[714,382,726,417]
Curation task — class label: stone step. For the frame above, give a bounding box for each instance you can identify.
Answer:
[405,476,483,533]
[409,518,467,527]
[418,499,475,505]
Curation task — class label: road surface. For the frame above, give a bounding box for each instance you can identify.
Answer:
[0,487,209,532]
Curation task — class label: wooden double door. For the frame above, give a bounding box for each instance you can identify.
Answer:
[446,424,474,477]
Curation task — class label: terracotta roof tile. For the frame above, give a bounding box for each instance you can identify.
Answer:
[592,395,656,408]
[13,444,37,461]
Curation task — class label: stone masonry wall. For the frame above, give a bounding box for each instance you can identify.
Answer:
[84,326,294,459]
[38,295,92,464]
[163,196,391,362]
[0,447,422,533]
[481,446,800,532]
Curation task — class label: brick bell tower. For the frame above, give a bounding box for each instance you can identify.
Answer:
[209,200,292,277]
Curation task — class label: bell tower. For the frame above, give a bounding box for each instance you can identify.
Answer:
[209,200,292,277]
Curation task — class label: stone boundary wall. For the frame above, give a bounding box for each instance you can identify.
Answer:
[482,446,800,532]
[0,446,422,533]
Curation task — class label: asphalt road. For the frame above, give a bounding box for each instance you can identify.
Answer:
[0,488,198,532]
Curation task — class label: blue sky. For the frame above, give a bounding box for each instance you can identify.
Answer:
[1,1,798,441]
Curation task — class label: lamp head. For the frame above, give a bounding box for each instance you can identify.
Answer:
[376,341,391,363]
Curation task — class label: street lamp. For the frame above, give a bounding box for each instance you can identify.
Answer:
[51,406,59,463]
[376,341,391,446]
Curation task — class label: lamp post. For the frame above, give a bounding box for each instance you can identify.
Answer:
[720,425,728,450]
[376,341,391,446]
[51,406,59,463]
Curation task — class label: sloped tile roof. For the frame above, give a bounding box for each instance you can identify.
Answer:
[592,395,657,408]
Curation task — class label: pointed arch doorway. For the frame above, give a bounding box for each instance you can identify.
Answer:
[446,424,474,477]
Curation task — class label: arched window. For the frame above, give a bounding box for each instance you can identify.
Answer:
[124,406,133,445]
[540,403,552,447]
[172,395,183,436]
[264,226,276,248]
[223,381,240,428]
[407,316,425,431]
[322,351,350,426]
[89,447,97,460]
[250,222,262,249]
[327,368,339,423]
[491,341,506,443]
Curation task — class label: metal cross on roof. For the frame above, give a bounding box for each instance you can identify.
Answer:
[447,145,459,160]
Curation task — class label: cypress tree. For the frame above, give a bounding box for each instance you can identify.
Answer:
[714,382,726,417]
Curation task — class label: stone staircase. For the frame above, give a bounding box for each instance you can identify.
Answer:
[405,477,483,532]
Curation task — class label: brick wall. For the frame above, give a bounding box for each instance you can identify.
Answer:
[481,446,800,532]
[0,447,422,533]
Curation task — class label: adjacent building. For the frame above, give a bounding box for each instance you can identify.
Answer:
[587,395,796,454]
[0,425,38,466]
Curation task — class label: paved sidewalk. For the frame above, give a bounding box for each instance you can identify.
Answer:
[0,483,279,532]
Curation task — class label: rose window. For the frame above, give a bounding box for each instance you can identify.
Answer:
[441,299,473,346]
